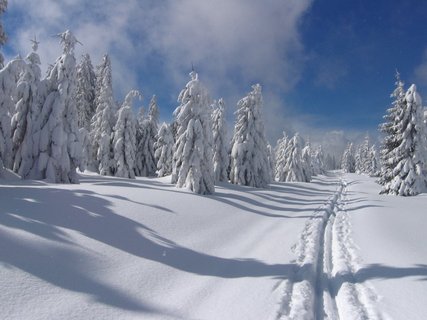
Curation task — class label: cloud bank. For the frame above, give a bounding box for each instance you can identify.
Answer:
[7,0,314,142]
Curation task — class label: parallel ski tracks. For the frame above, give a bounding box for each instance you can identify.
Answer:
[276,178,384,320]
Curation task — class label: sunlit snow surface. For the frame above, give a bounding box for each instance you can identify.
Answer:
[0,172,426,319]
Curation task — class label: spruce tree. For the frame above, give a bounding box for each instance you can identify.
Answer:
[274,132,288,181]
[0,0,7,68]
[154,122,174,177]
[113,91,138,179]
[380,84,427,195]
[136,95,158,177]
[11,38,41,177]
[211,98,229,182]
[229,84,270,188]
[311,145,325,176]
[379,71,405,185]
[90,54,116,175]
[0,57,25,168]
[76,53,96,131]
[341,143,356,173]
[267,143,276,181]
[356,134,371,174]
[171,71,215,194]
[301,142,312,182]
[368,144,380,177]
[31,30,83,183]
[281,133,307,182]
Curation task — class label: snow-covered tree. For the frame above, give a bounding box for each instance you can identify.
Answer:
[0,57,25,168]
[281,133,307,182]
[135,105,145,172]
[355,134,371,174]
[211,98,229,182]
[379,71,405,185]
[11,38,41,177]
[341,143,356,173]
[311,145,325,176]
[113,91,138,179]
[229,84,270,188]
[90,54,116,175]
[171,71,215,194]
[0,0,7,68]
[274,131,288,181]
[301,142,313,182]
[135,95,158,177]
[267,143,275,181]
[76,53,96,131]
[380,84,427,196]
[368,144,380,177]
[75,55,96,171]
[30,30,83,183]
[154,122,174,177]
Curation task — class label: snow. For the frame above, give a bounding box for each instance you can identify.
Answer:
[1,172,427,319]
[348,173,427,320]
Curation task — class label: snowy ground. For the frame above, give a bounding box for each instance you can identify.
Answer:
[0,172,426,319]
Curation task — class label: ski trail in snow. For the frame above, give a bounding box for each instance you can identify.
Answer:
[275,178,384,320]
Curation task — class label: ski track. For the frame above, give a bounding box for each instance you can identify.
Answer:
[275,176,384,320]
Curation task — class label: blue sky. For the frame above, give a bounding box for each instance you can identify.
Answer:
[3,0,427,146]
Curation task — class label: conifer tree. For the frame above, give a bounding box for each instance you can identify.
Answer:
[274,132,288,181]
[135,104,145,175]
[113,91,138,179]
[154,122,174,177]
[229,84,270,188]
[311,145,325,176]
[380,84,427,195]
[171,71,215,194]
[341,143,356,173]
[301,142,313,182]
[355,134,371,174]
[90,54,116,175]
[267,143,276,181]
[31,30,83,183]
[211,98,229,182]
[0,57,25,168]
[281,133,307,182]
[136,95,158,176]
[76,53,96,131]
[379,71,405,185]
[11,38,41,177]
[368,144,380,177]
[0,0,7,68]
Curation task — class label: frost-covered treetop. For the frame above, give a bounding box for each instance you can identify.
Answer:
[176,71,210,118]
[405,84,421,106]
[26,37,41,68]
[57,30,79,54]
[123,89,142,108]
[189,70,198,81]
[31,36,39,52]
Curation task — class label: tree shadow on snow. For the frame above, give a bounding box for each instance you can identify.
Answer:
[327,263,427,298]
[0,184,298,316]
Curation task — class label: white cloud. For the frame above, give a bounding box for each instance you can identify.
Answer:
[7,0,316,140]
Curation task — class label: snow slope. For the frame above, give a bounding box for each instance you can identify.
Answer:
[347,173,427,320]
[1,172,426,319]
[0,172,339,319]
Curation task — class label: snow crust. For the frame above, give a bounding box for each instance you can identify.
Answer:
[1,172,426,319]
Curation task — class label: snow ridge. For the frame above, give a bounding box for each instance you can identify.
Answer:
[276,178,383,320]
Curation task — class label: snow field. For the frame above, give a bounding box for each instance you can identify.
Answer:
[2,172,426,319]
[277,175,383,320]
[347,173,427,320]
[0,173,339,320]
